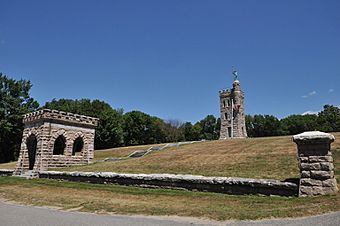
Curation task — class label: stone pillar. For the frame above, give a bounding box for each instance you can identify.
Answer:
[293,131,338,196]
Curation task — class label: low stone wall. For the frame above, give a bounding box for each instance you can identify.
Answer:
[40,171,298,196]
[0,169,14,176]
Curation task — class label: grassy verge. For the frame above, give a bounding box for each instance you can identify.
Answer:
[0,176,339,221]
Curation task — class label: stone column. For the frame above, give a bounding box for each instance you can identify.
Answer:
[293,131,338,196]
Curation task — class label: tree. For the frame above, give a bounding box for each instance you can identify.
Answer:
[281,114,318,135]
[198,115,219,140]
[0,73,39,162]
[160,119,184,143]
[123,111,166,145]
[246,114,282,137]
[245,115,255,137]
[180,122,201,141]
[317,105,340,132]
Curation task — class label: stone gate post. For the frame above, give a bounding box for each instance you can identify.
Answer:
[293,131,338,196]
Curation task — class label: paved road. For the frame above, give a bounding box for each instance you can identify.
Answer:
[1,202,339,226]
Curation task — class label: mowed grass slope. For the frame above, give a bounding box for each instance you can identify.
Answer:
[60,132,340,181]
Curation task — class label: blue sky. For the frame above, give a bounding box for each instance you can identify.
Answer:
[1,0,339,123]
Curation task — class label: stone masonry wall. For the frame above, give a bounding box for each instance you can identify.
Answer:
[40,171,298,197]
[293,131,338,196]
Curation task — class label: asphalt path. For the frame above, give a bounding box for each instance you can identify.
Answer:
[0,201,339,226]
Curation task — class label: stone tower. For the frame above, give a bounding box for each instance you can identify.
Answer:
[219,74,247,139]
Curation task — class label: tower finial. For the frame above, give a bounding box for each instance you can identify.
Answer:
[232,66,238,81]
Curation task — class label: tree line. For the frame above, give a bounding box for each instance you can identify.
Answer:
[245,105,340,137]
[1,73,339,163]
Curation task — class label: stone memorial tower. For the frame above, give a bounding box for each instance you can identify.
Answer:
[219,68,247,139]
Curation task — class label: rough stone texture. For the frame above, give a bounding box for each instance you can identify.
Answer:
[293,131,338,196]
[0,169,14,176]
[13,109,98,176]
[40,171,298,196]
[219,79,247,139]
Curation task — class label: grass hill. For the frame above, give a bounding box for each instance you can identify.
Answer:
[60,132,340,181]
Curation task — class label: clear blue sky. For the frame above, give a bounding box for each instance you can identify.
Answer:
[1,0,339,123]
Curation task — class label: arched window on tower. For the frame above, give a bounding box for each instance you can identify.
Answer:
[72,137,84,156]
[53,135,66,155]
[224,112,229,120]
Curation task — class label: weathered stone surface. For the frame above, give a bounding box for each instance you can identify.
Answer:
[0,169,14,176]
[300,163,320,171]
[310,171,334,180]
[300,186,337,196]
[40,171,298,196]
[300,178,322,186]
[320,162,334,171]
[301,171,310,178]
[322,179,338,187]
[309,156,333,163]
[299,157,308,163]
[293,131,335,142]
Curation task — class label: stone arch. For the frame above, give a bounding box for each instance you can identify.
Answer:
[49,129,69,155]
[26,134,37,170]
[53,135,67,155]
[22,128,39,144]
[72,132,90,156]
[72,137,84,156]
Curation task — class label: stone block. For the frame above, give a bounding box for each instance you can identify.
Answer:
[300,178,322,186]
[300,163,321,171]
[320,162,334,171]
[322,179,338,187]
[310,170,334,180]
[301,171,310,178]
[299,157,308,163]
[309,156,333,163]
[300,186,336,196]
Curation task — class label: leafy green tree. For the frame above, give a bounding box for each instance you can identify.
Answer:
[160,119,184,142]
[245,115,255,137]
[246,114,282,137]
[123,111,166,145]
[0,73,39,162]
[180,122,201,141]
[281,114,318,135]
[198,115,219,140]
[317,105,340,132]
